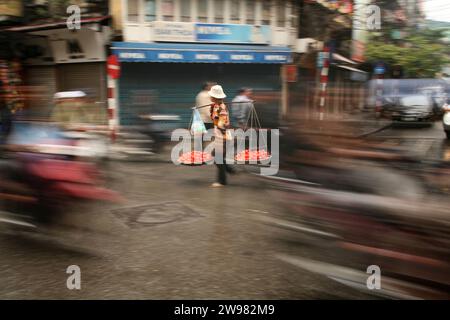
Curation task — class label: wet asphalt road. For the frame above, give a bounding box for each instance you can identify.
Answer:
[370,120,449,159]
[0,162,375,299]
[0,121,446,299]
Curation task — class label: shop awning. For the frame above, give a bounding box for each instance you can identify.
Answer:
[332,53,357,65]
[4,16,110,32]
[336,64,367,73]
[111,42,291,64]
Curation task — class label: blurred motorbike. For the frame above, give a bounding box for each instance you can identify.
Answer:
[262,171,450,299]
[0,121,122,231]
[109,113,181,161]
[50,91,110,161]
[262,127,450,299]
[138,113,181,154]
[442,101,450,139]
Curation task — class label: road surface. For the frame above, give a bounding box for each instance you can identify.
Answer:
[369,121,449,160]
[0,120,446,299]
[0,161,375,299]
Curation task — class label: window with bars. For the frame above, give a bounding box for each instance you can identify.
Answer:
[230,0,240,23]
[127,0,139,22]
[197,0,208,22]
[261,0,271,25]
[214,0,224,23]
[161,0,174,21]
[276,0,285,27]
[180,0,191,22]
[291,2,298,29]
[246,0,256,24]
[145,0,156,22]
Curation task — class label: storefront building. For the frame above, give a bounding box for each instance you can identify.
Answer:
[5,17,111,118]
[112,0,297,128]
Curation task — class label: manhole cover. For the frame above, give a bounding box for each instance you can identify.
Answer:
[112,201,202,228]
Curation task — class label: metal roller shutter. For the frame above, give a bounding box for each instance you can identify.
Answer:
[57,62,107,107]
[119,63,281,128]
[24,65,57,119]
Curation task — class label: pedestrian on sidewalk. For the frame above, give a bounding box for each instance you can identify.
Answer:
[209,85,234,187]
[196,82,216,130]
[231,88,253,129]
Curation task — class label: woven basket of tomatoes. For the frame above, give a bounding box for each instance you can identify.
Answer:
[234,149,271,164]
[178,151,213,166]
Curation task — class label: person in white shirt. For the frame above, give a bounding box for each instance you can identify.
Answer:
[231,88,253,129]
[196,82,215,129]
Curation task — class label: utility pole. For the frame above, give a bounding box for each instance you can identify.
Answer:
[317,4,336,121]
[318,46,330,121]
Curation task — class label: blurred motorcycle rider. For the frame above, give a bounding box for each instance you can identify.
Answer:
[51,91,89,127]
[0,81,12,145]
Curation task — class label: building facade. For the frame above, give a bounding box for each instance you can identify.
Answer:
[1,0,111,118]
[111,0,298,127]
[120,0,297,46]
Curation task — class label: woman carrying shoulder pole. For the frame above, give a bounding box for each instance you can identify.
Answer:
[208,85,234,187]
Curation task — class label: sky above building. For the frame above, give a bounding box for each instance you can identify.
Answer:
[424,0,450,22]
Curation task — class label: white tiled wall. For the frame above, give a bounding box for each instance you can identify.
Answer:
[120,0,297,46]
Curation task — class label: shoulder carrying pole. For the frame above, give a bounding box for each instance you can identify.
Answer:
[192,100,255,110]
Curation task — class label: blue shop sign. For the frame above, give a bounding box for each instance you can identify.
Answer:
[112,42,291,64]
[195,24,271,44]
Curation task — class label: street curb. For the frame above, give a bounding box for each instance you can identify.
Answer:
[357,121,392,138]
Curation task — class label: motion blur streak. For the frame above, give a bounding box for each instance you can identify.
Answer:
[1,0,450,300]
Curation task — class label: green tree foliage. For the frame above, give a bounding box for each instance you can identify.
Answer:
[365,29,449,78]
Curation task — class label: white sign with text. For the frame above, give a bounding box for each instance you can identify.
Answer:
[153,21,195,42]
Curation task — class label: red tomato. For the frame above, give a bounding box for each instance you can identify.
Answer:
[234,149,271,162]
[179,151,212,164]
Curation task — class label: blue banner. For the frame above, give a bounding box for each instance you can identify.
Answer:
[195,24,271,44]
[112,42,291,64]
[115,50,290,64]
